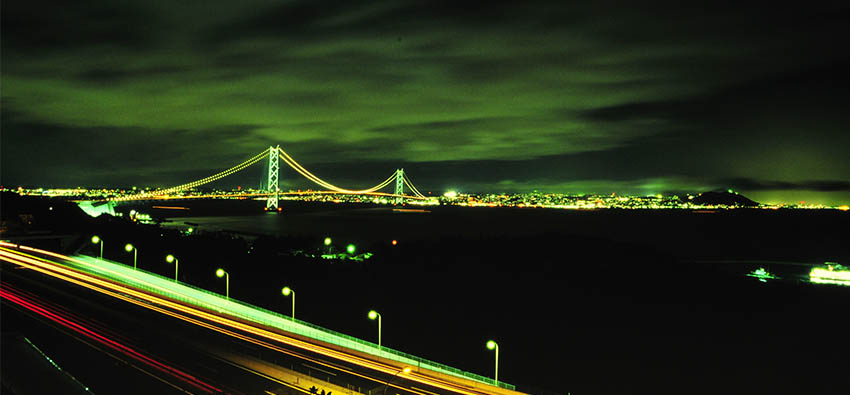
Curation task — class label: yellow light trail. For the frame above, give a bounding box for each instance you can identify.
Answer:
[0,244,515,395]
[1,252,423,395]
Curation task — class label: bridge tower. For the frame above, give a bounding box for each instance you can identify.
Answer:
[394,168,404,205]
[266,145,280,211]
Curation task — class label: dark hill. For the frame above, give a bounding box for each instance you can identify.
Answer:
[691,190,760,206]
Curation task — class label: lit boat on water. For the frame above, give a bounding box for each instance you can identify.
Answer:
[809,262,850,286]
[746,267,779,282]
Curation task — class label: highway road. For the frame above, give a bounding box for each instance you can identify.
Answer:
[0,242,525,395]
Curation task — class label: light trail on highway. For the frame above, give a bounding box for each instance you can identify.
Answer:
[0,283,225,394]
[0,242,520,395]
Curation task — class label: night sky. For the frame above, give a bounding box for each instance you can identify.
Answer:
[2,1,849,205]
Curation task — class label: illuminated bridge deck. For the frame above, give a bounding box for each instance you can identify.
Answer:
[0,242,518,394]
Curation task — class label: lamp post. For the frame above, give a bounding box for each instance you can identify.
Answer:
[166,254,179,282]
[382,367,411,395]
[91,235,103,260]
[368,310,382,350]
[324,237,332,254]
[281,286,295,320]
[486,340,499,385]
[346,244,356,255]
[216,268,229,299]
[124,243,137,269]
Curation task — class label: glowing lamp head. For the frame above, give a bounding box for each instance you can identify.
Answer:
[346,244,356,254]
[91,235,100,244]
[391,239,398,246]
[166,254,175,263]
[282,286,292,296]
[124,243,134,252]
[402,367,412,374]
[486,340,497,350]
[187,227,194,233]
[324,237,332,246]
[129,209,136,216]
[216,268,226,278]
[368,310,378,320]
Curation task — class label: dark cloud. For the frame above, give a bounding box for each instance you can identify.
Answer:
[724,178,850,193]
[0,0,156,52]
[2,1,849,204]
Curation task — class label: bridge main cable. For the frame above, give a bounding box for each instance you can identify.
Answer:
[111,150,269,201]
[402,173,426,198]
[277,147,396,194]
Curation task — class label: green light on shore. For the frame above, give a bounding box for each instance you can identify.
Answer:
[324,237,332,246]
[809,263,850,286]
[746,267,778,282]
[346,244,356,254]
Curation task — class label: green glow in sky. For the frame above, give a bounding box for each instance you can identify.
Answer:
[1,2,848,205]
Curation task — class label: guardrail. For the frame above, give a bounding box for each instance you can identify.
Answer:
[69,254,515,390]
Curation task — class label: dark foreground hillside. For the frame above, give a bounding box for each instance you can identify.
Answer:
[2,195,849,394]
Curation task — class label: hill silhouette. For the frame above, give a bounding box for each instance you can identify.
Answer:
[691,190,760,206]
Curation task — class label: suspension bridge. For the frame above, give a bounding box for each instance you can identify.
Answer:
[104,145,427,209]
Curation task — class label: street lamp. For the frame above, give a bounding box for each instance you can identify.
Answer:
[486,340,500,385]
[91,235,103,260]
[368,309,382,349]
[281,286,295,320]
[216,268,229,299]
[124,243,137,269]
[346,244,356,254]
[166,254,179,282]
[324,237,332,246]
[383,366,412,395]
